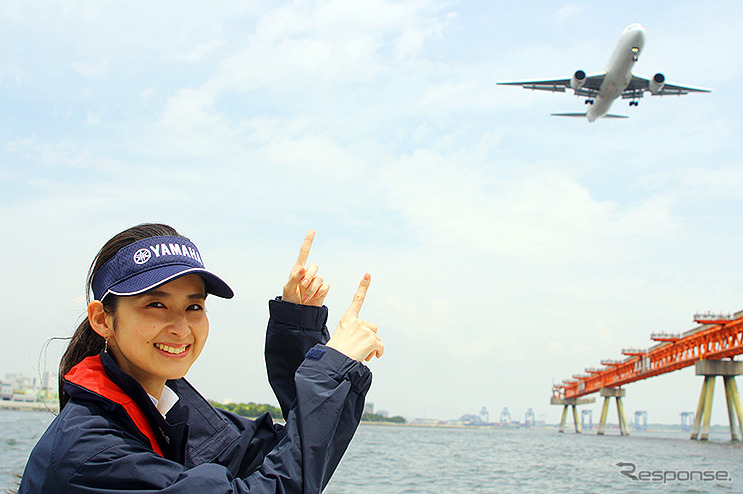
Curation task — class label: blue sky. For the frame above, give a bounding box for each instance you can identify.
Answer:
[2,1,743,426]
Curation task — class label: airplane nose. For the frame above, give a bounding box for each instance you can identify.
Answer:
[631,24,646,42]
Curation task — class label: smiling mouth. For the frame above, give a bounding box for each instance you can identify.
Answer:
[154,343,189,355]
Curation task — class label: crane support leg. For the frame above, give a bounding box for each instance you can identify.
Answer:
[693,360,743,441]
[691,376,709,440]
[616,397,629,436]
[551,396,595,434]
[724,376,742,441]
[701,376,716,440]
[559,405,568,433]
[597,387,628,436]
[729,377,743,438]
[597,397,610,435]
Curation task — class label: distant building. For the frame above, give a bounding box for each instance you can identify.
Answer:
[41,371,56,394]
[5,372,33,392]
[364,402,374,415]
[411,418,442,426]
[0,372,62,410]
[525,408,536,428]
[459,414,483,426]
[12,393,36,402]
[0,381,12,400]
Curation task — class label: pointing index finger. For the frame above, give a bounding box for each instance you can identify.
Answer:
[296,229,316,266]
[348,273,371,316]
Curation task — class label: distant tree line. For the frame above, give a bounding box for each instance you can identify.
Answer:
[210,401,406,424]
[211,401,283,420]
[362,412,406,424]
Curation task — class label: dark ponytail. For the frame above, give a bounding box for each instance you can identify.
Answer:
[58,223,183,409]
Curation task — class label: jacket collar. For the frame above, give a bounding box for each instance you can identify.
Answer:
[64,351,241,467]
[64,353,166,457]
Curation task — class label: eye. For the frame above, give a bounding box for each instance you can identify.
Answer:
[147,301,165,308]
[187,303,205,311]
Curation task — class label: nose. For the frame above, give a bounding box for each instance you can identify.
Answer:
[168,313,191,338]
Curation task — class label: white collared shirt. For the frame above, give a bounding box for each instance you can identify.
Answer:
[148,385,179,418]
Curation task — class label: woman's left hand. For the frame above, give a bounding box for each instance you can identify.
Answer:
[282,229,330,306]
[327,273,383,362]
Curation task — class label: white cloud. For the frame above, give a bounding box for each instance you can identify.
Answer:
[667,165,743,200]
[0,64,26,85]
[553,3,586,26]
[85,110,102,127]
[74,59,110,79]
[382,146,679,265]
[171,39,228,63]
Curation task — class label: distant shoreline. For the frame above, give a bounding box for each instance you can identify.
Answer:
[0,400,59,413]
[358,421,737,432]
[0,407,730,433]
[359,420,526,429]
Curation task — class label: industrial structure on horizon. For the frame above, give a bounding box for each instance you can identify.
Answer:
[552,310,743,441]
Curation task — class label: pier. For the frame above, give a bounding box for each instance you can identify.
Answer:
[552,311,743,440]
[0,399,58,412]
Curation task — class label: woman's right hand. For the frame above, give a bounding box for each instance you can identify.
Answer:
[283,229,330,306]
[327,274,384,362]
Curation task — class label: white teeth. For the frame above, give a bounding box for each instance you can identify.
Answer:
[155,343,187,355]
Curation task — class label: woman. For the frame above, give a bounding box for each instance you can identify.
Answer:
[18,223,383,493]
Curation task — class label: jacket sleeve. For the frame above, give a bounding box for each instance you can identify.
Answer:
[265,297,330,419]
[291,345,372,492]
[240,346,372,493]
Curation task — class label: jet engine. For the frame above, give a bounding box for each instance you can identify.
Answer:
[570,70,587,90]
[649,73,665,94]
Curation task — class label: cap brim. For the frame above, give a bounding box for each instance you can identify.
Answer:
[106,265,234,299]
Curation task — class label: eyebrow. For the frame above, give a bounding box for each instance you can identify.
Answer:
[145,290,206,300]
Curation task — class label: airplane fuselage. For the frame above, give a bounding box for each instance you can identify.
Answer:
[586,24,646,122]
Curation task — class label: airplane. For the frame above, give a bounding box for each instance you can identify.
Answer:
[497,23,711,122]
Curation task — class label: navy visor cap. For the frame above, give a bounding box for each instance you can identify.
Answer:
[91,235,234,301]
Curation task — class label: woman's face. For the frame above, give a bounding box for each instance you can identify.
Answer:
[107,274,209,398]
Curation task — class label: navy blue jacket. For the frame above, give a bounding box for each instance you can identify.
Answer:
[19,299,372,493]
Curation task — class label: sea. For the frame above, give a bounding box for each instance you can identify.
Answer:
[2,409,742,493]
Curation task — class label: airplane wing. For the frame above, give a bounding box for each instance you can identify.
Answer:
[497,73,605,98]
[497,78,571,93]
[623,74,712,99]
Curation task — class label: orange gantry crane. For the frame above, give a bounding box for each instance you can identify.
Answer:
[551,311,743,441]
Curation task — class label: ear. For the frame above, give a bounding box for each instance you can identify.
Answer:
[88,300,113,338]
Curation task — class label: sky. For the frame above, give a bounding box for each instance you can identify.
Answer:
[2,0,743,427]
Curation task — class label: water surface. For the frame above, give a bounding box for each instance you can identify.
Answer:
[3,410,741,493]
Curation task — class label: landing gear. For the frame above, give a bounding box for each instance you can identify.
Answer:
[585,99,594,105]
[629,101,639,107]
